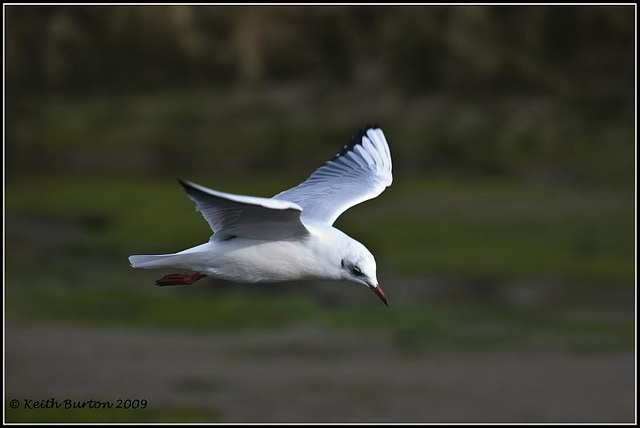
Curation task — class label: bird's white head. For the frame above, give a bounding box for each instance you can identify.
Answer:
[338,239,388,307]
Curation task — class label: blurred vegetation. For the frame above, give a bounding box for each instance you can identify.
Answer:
[4,6,635,346]
[5,5,635,325]
[6,280,634,356]
[5,6,635,423]
[6,177,634,284]
[6,6,635,95]
[5,6,635,183]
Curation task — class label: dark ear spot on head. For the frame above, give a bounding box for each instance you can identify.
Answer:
[341,259,345,268]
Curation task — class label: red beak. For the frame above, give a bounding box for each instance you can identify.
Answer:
[371,284,389,307]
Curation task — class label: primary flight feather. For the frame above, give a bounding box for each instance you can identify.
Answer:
[129,125,393,306]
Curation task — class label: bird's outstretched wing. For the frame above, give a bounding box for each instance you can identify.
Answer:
[179,180,309,241]
[273,125,392,226]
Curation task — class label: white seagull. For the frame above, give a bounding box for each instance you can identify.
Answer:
[129,125,393,306]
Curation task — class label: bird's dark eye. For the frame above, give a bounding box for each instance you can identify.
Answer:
[351,266,364,276]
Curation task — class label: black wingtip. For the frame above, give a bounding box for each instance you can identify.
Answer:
[177,178,190,190]
[178,179,201,196]
[332,124,381,161]
[177,179,213,200]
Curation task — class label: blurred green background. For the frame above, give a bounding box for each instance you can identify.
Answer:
[5,5,635,423]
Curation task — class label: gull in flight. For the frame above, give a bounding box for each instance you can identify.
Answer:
[129,125,393,306]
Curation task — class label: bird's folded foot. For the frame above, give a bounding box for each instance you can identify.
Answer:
[156,273,206,286]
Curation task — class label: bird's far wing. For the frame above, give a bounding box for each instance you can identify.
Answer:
[273,125,392,226]
[179,180,309,241]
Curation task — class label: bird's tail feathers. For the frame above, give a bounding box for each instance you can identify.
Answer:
[129,254,178,269]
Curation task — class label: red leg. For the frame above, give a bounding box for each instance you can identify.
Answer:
[156,273,206,287]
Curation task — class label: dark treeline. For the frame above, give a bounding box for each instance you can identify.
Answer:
[6,6,634,96]
[5,6,636,183]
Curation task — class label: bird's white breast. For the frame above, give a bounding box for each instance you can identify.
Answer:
[180,227,342,283]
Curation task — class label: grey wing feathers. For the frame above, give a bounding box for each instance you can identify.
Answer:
[179,180,309,241]
[273,125,392,226]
